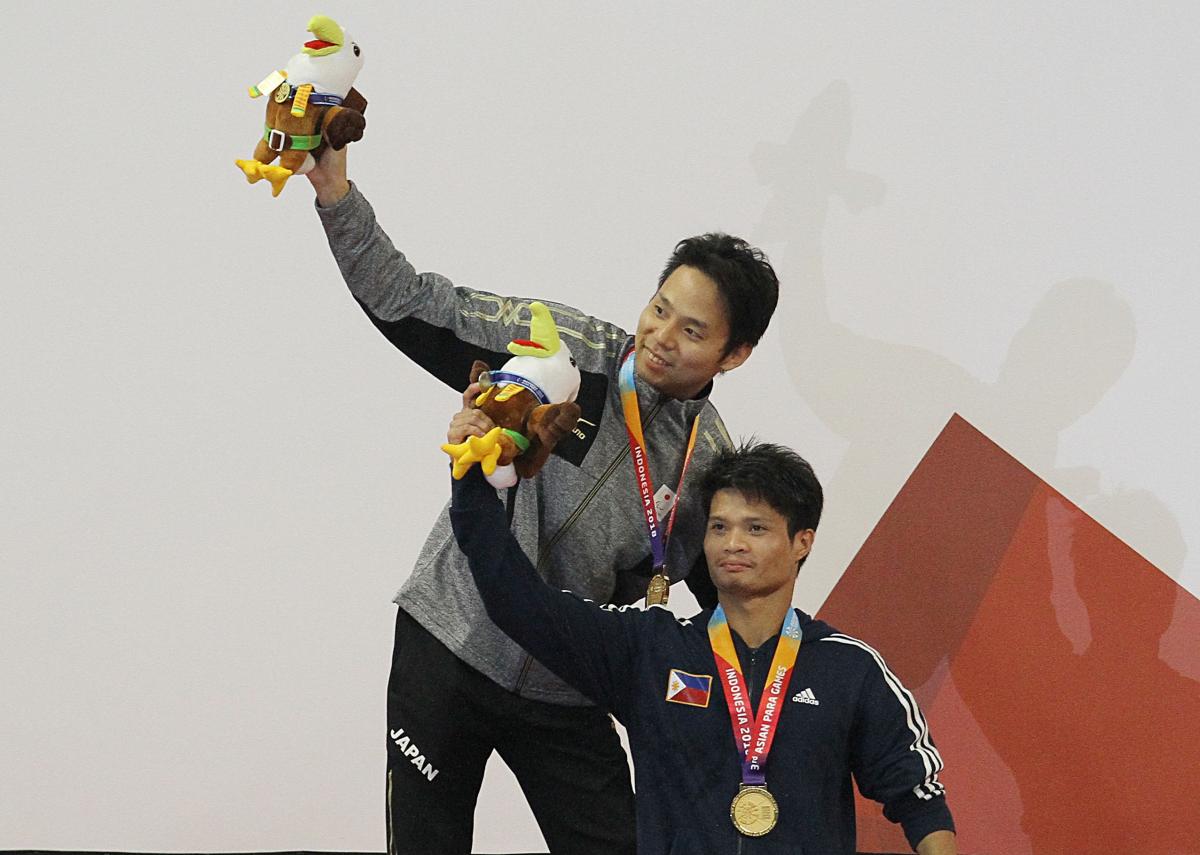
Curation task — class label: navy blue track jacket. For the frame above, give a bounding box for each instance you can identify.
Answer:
[450,469,954,853]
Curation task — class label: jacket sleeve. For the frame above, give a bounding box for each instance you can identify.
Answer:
[849,647,955,850]
[449,466,642,719]
[316,185,628,388]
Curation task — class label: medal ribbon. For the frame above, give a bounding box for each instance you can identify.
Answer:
[709,606,802,786]
[618,348,699,572]
[483,371,551,405]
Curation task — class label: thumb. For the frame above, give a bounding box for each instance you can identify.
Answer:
[462,382,483,409]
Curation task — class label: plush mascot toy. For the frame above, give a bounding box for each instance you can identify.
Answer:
[235,15,366,197]
[442,302,582,489]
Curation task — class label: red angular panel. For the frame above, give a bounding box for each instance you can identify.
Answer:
[818,415,1200,854]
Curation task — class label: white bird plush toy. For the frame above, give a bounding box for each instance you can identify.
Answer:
[235,15,366,197]
[442,302,582,489]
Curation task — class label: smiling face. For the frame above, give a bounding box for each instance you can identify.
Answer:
[704,489,814,602]
[634,266,751,400]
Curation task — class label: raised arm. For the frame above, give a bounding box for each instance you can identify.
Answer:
[448,466,642,717]
[305,146,541,389]
[308,145,628,394]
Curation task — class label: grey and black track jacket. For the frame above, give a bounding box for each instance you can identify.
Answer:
[318,185,733,705]
[450,467,955,853]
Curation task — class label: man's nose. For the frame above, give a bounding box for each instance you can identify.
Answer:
[658,322,680,351]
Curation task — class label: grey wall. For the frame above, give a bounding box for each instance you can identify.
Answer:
[3,2,1196,851]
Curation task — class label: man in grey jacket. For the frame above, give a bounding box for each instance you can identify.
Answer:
[309,148,780,854]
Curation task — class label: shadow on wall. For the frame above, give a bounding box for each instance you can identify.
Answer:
[748,80,1189,617]
[755,82,1197,854]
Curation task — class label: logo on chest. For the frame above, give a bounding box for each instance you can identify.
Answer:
[792,687,820,705]
[550,374,606,467]
[665,668,713,708]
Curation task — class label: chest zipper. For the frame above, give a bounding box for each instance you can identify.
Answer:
[535,398,665,572]
[513,398,665,694]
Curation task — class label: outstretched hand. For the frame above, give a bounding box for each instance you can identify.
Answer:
[307,144,351,207]
[447,383,497,444]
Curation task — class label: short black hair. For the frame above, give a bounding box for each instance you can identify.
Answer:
[699,441,823,566]
[658,233,779,355]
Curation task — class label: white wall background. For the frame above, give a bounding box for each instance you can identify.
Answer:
[2,2,1196,851]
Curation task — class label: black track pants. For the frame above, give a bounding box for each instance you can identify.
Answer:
[385,608,637,854]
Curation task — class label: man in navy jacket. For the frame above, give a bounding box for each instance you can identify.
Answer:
[449,439,957,853]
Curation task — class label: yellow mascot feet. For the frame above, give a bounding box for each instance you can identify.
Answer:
[257,164,294,197]
[442,427,504,479]
[233,160,294,196]
[235,159,265,184]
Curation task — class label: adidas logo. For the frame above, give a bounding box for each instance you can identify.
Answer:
[792,687,820,706]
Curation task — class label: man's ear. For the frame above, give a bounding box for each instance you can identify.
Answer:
[791,529,815,565]
[719,342,753,373]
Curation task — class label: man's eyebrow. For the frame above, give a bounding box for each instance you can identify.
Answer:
[709,513,775,524]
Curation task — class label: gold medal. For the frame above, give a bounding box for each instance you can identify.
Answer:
[274,81,292,103]
[730,785,778,837]
[645,571,670,606]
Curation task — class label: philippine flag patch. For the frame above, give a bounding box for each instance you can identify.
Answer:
[665,668,712,708]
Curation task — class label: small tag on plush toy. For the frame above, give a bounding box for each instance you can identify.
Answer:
[290,83,313,118]
[250,70,287,99]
